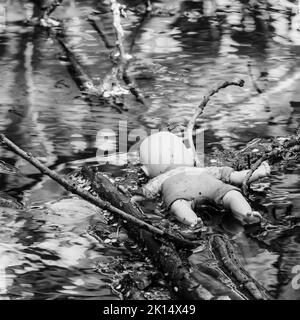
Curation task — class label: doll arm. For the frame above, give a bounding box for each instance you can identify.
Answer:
[206,161,271,186]
[229,161,271,186]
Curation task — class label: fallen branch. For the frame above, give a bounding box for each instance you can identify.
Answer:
[0,134,198,247]
[212,235,269,300]
[106,1,150,107]
[56,35,124,112]
[187,79,245,166]
[88,2,150,106]
[88,16,116,50]
[56,36,96,93]
[110,0,128,62]
[123,9,151,106]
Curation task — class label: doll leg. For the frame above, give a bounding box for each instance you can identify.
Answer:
[222,190,262,224]
[170,199,201,226]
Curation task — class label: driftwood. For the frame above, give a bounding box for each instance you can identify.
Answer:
[56,37,95,93]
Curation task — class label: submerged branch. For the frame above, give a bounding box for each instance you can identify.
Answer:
[187,79,245,166]
[212,235,269,300]
[109,0,150,106]
[56,36,96,93]
[88,16,116,50]
[42,0,63,19]
[110,0,128,62]
[89,3,151,107]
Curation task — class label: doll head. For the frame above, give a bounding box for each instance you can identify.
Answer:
[139,131,194,178]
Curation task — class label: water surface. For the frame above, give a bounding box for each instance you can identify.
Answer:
[0,0,300,300]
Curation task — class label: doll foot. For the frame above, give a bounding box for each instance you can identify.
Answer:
[190,218,204,229]
[253,161,271,179]
[242,211,262,225]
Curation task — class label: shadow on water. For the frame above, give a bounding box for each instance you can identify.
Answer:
[0,0,300,299]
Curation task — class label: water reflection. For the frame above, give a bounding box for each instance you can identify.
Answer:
[0,0,299,300]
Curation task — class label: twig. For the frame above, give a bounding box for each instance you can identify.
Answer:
[187,79,245,166]
[122,70,149,106]
[110,0,127,62]
[90,4,150,107]
[247,61,263,94]
[123,9,151,106]
[213,235,266,300]
[242,155,268,195]
[0,134,197,247]
[56,37,95,92]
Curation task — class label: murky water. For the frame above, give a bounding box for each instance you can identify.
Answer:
[0,0,300,300]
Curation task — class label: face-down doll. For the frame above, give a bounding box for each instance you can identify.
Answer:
[134,131,270,228]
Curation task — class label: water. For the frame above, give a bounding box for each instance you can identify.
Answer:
[0,0,299,300]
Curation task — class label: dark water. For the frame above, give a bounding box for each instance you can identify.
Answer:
[0,0,300,300]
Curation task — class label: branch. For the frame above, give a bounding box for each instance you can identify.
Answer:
[213,235,267,300]
[0,134,198,247]
[56,37,95,93]
[89,4,150,107]
[88,16,115,50]
[110,0,128,62]
[187,79,245,166]
[242,155,268,195]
